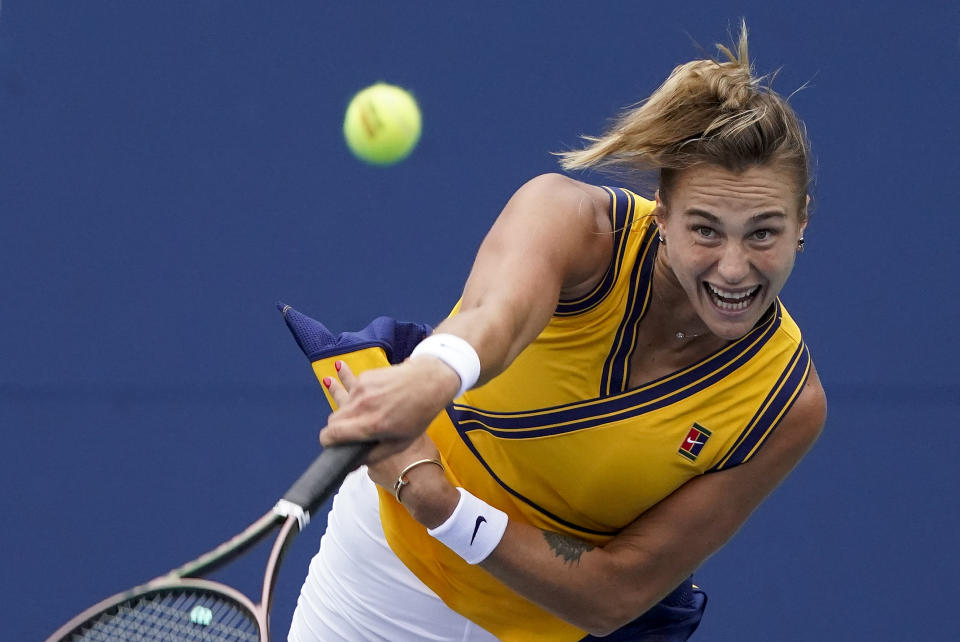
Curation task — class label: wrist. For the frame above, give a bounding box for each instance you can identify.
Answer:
[427,487,509,565]
[395,462,460,529]
[410,333,481,398]
[405,356,462,404]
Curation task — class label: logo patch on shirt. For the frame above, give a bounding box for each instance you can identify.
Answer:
[678,423,712,462]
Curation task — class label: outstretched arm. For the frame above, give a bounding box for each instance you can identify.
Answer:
[337,363,826,636]
[319,174,613,461]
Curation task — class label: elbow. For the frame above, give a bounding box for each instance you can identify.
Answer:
[580,618,632,638]
[575,591,658,637]
[581,617,633,638]
[582,622,621,638]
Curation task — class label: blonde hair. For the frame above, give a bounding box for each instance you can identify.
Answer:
[559,21,811,212]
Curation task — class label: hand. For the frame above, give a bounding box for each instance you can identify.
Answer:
[320,358,460,463]
[323,363,460,527]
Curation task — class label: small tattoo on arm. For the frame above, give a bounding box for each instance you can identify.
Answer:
[542,530,594,565]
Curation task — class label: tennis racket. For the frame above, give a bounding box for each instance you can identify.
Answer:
[46,441,372,642]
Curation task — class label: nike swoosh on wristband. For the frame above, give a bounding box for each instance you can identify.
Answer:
[470,515,487,545]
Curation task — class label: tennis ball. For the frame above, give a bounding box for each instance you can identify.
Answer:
[189,605,213,626]
[343,82,421,166]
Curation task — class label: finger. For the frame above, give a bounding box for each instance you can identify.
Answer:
[318,417,368,447]
[335,360,357,391]
[319,420,402,463]
[324,375,351,407]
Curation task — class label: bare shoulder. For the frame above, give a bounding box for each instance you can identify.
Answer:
[516,172,608,201]
[508,173,612,235]
[483,174,614,298]
[782,362,827,444]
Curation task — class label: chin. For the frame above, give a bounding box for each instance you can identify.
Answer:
[712,323,755,341]
[700,307,767,340]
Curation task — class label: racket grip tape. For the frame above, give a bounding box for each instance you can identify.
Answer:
[282,441,373,515]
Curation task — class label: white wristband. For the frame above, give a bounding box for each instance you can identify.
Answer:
[410,333,481,398]
[427,487,508,565]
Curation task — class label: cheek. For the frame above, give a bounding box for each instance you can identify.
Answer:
[671,246,714,280]
[756,251,797,285]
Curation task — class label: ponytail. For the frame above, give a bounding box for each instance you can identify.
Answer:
[559,21,811,206]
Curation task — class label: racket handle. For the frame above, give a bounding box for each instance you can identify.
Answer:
[282,441,374,515]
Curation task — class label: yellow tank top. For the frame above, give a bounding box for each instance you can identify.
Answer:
[285,187,811,641]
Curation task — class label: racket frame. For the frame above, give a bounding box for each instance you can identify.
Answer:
[46,511,300,642]
[47,441,371,642]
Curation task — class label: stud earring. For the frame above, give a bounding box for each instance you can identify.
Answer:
[797,237,805,252]
[658,231,666,244]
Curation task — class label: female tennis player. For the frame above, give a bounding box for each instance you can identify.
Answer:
[289,22,826,642]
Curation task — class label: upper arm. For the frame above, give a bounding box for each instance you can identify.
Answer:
[437,174,613,373]
[464,173,611,301]
[605,364,827,611]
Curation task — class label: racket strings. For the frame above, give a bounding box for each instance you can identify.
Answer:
[66,589,260,641]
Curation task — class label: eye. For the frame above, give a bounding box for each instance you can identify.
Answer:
[693,225,716,239]
[750,228,779,242]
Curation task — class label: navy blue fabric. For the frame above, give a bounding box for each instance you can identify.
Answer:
[279,303,432,364]
[580,578,707,641]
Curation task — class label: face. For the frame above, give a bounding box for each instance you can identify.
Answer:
[655,163,808,341]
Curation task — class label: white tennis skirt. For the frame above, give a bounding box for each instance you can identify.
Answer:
[288,467,498,642]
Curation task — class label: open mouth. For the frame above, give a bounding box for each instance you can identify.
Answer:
[704,283,762,312]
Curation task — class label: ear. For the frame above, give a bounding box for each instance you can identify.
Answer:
[799,194,810,236]
[654,189,667,229]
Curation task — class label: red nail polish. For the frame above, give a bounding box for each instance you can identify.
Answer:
[322,377,332,388]
[335,360,342,372]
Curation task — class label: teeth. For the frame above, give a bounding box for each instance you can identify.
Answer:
[707,284,758,300]
[706,284,760,311]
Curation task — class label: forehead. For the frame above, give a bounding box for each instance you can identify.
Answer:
[668,164,798,218]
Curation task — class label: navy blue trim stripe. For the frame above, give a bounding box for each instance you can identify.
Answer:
[451,302,782,438]
[448,303,787,535]
[451,321,773,439]
[448,407,619,537]
[600,219,659,395]
[449,310,777,533]
[710,341,811,471]
[555,187,636,316]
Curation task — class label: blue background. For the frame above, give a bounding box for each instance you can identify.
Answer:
[2,1,958,640]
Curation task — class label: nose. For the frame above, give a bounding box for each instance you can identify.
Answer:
[716,242,750,284]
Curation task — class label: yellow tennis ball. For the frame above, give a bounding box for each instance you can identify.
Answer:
[343,82,422,166]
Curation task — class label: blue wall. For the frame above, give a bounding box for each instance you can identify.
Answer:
[3,1,958,639]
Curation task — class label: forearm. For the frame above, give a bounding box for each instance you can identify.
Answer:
[429,301,547,387]
[479,521,682,635]
[320,175,612,455]
[397,468,678,636]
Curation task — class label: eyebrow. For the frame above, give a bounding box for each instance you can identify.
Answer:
[684,208,787,223]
